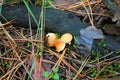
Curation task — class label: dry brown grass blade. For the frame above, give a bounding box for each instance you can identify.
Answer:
[10,36,33,80]
[70,9,108,16]
[46,48,85,78]
[0,24,34,79]
[73,56,90,80]
[94,58,120,79]
[0,59,27,80]
[68,0,101,10]
[1,26,17,45]
[45,48,66,80]
[0,20,13,27]
[0,57,17,60]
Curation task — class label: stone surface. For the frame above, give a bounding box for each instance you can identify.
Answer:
[0,4,120,54]
[0,4,87,36]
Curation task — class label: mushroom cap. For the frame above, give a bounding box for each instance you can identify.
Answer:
[46,33,57,39]
[46,33,57,47]
[46,33,72,52]
[54,39,65,52]
[61,33,73,43]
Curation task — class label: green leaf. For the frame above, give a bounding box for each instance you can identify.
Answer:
[36,51,42,56]
[91,69,97,77]
[52,73,59,80]
[102,24,108,30]
[3,62,10,68]
[45,0,53,6]
[102,68,109,74]
[49,73,54,78]
[27,42,31,48]
[53,67,59,73]
[116,49,120,54]
[55,33,61,39]
[43,71,49,78]
[98,39,106,47]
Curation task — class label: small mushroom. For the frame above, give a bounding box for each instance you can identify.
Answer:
[61,33,73,43]
[46,33,57,47]
[46,33,73,52]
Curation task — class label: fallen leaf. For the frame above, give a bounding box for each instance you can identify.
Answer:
[32,57,45,80]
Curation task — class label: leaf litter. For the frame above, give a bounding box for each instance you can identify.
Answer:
[0,0,120,80]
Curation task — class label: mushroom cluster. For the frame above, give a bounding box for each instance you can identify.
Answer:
[46,33,73,52]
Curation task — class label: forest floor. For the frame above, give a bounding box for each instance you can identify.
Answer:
[0,0,120,80]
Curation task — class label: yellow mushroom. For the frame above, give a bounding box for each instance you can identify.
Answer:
[54,39,65,52]
[46,33,73,52]
[46,33,57,47]
[61,33,73,43]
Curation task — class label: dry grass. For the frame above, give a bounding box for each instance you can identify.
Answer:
[0,0,120,80]
[0,22,120,80]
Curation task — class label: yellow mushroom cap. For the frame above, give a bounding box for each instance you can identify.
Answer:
[46,33,72,52]
[46,33,57,47]
[61,33,73,43]
[54,39,65,52]
[46,33,57,38]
